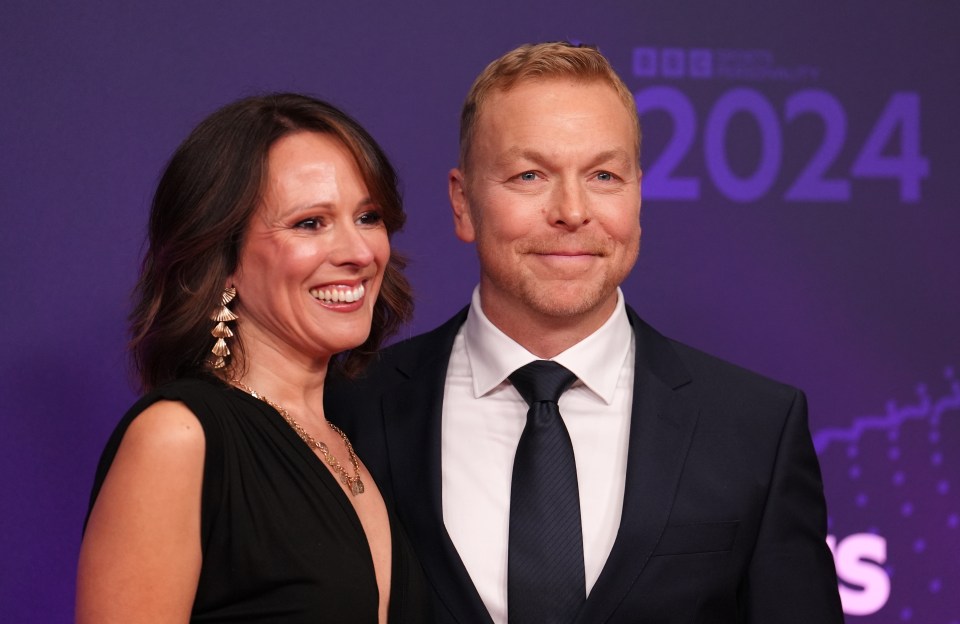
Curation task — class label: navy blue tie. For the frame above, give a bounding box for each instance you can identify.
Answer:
[508,360,584,624]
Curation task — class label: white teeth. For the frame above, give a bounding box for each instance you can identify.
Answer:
[311,283,365,303]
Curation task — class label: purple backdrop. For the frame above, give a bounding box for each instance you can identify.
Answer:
[2,1,957,621]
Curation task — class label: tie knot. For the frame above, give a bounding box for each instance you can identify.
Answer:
[509,360,577,406]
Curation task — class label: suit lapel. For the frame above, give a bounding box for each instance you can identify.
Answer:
[382,309,495,623]
[576,307,699,624]
[383,306,696,623]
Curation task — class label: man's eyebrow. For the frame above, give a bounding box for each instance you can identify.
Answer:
[494,147,635,169]
[586,149,634,168]
[493,147,542,168]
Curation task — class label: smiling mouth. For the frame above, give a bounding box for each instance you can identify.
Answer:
[536,251,599,257]
[530,250,606,262]
[310,283,366,303]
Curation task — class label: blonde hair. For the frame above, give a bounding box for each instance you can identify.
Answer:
[458,41,641,168]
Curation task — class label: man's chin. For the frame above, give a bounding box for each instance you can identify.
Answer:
[521,283,618,321]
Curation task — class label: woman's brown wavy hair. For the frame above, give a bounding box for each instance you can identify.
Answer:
[129,93,412,391]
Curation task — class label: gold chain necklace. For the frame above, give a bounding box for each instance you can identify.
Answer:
[231,379,365,496]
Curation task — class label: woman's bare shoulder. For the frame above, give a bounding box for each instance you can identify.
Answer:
[122,399,205,453]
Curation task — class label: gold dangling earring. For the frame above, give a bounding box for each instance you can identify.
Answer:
[209,286,238,369]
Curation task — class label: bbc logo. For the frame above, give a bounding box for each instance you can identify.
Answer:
[633,47,713,79]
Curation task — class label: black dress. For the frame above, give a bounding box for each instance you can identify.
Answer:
[86,376,430,623]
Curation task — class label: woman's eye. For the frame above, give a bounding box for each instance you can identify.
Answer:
[358,211,383,226]
[294,217,322,230]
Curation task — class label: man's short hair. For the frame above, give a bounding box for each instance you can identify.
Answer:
[458,41,641,168]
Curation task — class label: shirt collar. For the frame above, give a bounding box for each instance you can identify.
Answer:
[463,286,633,404]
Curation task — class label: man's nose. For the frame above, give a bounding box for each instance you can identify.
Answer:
[549,179,591,230]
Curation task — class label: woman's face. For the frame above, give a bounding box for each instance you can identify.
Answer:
[230,131,390,365]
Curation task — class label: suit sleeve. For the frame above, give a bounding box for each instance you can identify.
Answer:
[742,390,844,622]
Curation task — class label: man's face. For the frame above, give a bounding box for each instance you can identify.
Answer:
[449,78,641,339]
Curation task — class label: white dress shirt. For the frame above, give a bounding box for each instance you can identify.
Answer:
[441,286,636,623]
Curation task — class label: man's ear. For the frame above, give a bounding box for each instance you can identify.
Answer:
[449,168,476,243]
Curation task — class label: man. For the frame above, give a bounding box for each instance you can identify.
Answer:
[327,42,843,623]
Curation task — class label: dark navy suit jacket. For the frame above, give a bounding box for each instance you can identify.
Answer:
[325,306,843,623]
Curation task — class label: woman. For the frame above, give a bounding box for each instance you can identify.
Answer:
[77,93,428,622]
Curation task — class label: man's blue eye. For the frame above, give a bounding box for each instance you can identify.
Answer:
[519,172,537,181]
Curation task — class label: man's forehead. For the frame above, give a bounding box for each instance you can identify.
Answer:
[479,78,634,130]
[475,81,636,148]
